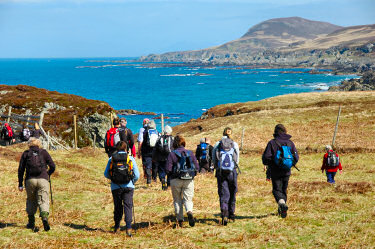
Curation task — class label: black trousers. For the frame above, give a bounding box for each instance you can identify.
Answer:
[112,187,134,229]
[271,175,290,203]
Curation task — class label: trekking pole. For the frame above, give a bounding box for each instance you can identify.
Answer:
[293,165,300,171]
[49,175,54,221]
[332,105,342,148]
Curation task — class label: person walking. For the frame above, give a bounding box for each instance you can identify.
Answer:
[31,123,42,139]
[104,141,140,236]
[212,127,240,225]
[321,145,342,184]
[195,137,214,173]
[118,117,136,157]
[166,135,199,228]
[105,118,121,158]
[137,118,149,180]
[18,137,56,231]
[153,125,174,190]
[1,123,15,146]
[139,120,159,185]
[262,124,299,218]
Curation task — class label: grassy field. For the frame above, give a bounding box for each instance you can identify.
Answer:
[1,91,375,248]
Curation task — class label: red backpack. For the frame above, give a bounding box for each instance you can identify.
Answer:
[105,127,120,149]
[4,125,13,139]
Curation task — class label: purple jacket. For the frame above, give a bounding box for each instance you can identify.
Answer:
[262,133,299,178]
[166,146,199,180]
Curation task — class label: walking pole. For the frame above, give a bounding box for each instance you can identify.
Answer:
[132,198,136,234]
[49,175,54,221]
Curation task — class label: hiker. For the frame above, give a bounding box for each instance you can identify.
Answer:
[321,145,342,184]
[1,123,15,146]
[212,127,240,225]
[118,117,136,157]
[166,135,199,228]
[105,118,121,158]
[31,123,42,139]
[137,118,149,179]
[18,137,56,231]
[20,125,31,142]
[152,125,174,190]
[139,120,159,185]
[104,141,140,236]
[262,124,299,218]
[195,137,214,173]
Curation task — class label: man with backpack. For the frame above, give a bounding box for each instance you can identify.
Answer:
[212,127,240,226]
[166,135,199,228]
[118,118,136,157]
[1,123,15,146]
[105,118,121,158]
[104,141,140,236]
[18,137,56,231]
[195,137,214,173]
[321,145,342,184]
[153,125,174,190]
[139,120,159,185]
[262,124,299,218]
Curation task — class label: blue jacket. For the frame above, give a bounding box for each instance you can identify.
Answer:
[104,151,140,190]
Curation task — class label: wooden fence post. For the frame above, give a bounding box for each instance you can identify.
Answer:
[74,115,78,149]
[332,106,342,148]
[161,114,164,134]
[7,106,12,123]
[39,111,45,128]
[47,131,50,151]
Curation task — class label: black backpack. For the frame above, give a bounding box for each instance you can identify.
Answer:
[327,151,340,167]
[26,149,46,177]
[173,150,196,180]
[110,152,134,184]
[156,135,173,157]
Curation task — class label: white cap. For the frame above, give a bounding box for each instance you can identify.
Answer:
[164,125,172,134]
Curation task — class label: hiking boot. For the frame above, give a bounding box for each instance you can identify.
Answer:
[26,215,35,230]
[174,220,183,228]
[229,214,235,222]
[279,203,288,218]
[161,179,167,191]
[40,212,50,231]
[187,211,195,227]
[222,217,228,226]
[126,228,133,237]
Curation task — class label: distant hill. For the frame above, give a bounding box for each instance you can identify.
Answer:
[140,17,375,71]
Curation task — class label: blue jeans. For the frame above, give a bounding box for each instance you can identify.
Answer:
[326,172,336,184]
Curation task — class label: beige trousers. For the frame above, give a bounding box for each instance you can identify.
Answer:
[25,178,50,215]
[170,178,194,221]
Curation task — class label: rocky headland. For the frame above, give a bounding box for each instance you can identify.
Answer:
[329,71,375,91]
[140,17,375,73]
[0,85,114,148]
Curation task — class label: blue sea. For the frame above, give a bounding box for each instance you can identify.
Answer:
[0,58,357,132]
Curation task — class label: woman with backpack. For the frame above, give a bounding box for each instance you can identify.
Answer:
[166,135,199,228]
[212,127,240,226]
[321,145,342,184]
[104,141,140,236]
[262,124,299,218]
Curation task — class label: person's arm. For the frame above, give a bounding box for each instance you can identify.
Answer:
[130,157,140,183]
[43,150,56,175]
[104,158,112,179]
[321,154,327,172]
[127,129,135,153]
[166,153,174,175]
[195,145,200,160]
[262,141,273,166]
[212,142,219,169]
[18,152,27,188]
[338,153,343,172]
[190,151,200,173]
[234,142,240,164]
[291,141,299,163]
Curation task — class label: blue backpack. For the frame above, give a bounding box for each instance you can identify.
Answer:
[217,138,237,172]
[274,140,294,171]
[173,150,196,180]
[199,142,210,163]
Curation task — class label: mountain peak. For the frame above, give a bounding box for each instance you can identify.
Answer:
[242,16,343,40]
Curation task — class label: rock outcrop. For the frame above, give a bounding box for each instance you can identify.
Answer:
[0,85,114,148]
[329,71,375,91]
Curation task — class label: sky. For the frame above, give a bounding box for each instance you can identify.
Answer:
[0,0,374,58]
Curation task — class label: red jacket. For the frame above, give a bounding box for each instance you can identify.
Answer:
[321,150,342,172]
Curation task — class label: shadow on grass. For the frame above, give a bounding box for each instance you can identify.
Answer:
[63,223,106,232]
[132,221,157,230]
[0,222,17,229]
[213,213,277,220]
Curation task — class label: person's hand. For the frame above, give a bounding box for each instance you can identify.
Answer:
[137,154,141,159]
[339,170,342,174]
[266,178,271,182]
[263,165,267,172]
[18,187,24,192]
[322,170,324,173]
